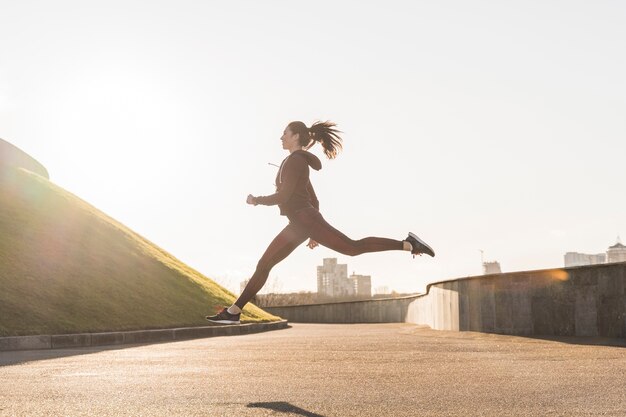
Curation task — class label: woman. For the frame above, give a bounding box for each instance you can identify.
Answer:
[207,121,434,324]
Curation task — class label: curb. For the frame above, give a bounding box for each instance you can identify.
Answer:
[0,320,289,352]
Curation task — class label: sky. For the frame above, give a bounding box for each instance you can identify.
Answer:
[1,1,625,295]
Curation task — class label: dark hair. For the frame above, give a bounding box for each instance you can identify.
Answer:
[288,120,343,159]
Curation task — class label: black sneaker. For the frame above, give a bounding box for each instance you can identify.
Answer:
[205,307,241,325]
[406,232,435,258]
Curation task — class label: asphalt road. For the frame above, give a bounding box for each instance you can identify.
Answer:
[1,323,625,416]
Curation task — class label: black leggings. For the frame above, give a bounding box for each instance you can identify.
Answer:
[235,208,403,309]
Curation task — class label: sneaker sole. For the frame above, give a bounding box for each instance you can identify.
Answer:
[408,232,435,257]
[205,318,241,325]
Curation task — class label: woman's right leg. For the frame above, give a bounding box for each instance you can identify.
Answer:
[234,223,308,309]
[298,209,404,256]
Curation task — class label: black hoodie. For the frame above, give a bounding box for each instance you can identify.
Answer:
[255,150,322,216]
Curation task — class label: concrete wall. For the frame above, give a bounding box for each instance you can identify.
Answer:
[264,262,626,338]
[409,262,626,337]
[264,296,419,323]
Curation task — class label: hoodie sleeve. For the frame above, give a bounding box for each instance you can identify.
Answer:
[255,154,307,206]
[306,180,319,210]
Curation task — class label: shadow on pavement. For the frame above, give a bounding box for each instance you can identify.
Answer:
[0,344,133,367]
[519,334,626,348]
[247,401,325,417]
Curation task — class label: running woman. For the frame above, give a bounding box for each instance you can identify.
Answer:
[206,121,434,324]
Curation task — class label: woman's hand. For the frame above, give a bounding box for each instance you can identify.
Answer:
[246,194,258,205]
[307,239,319,249]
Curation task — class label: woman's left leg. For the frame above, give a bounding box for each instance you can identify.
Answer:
[234,222,308,309]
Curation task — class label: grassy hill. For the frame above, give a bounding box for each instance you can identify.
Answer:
[0,166,279,337]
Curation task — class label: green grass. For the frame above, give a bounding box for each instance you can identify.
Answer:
[0,166,280,337]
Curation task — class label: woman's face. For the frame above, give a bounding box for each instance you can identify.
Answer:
[281,126,300,150]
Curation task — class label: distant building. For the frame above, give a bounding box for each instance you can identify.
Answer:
[479,250,501,275]
[349,273,372,297]
[482,261,501,275]
[317,258,372,298]
[564,237,626,267]
[317,258,350,297]
[564,252,606,267]
[607,237,626,263]
[374,286,390,296]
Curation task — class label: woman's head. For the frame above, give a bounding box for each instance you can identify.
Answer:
[282,120,343,159]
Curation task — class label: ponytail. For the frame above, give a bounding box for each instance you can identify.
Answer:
[308,121,343,159]
[288,120,343,159]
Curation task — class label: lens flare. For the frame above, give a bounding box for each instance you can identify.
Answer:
[539,269,570,282]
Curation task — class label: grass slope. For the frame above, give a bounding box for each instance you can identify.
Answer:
[0,167,279,336]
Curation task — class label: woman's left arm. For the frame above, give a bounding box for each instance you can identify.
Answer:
[306,180,319,211]
[252,155,307,206]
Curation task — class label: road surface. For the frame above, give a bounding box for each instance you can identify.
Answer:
[2,323,625,416]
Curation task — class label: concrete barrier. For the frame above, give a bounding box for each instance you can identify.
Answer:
[264,296,420,323]
[264,262,626,338]
[407,262,626,337]
[0,335,51,351]
[0,320,289,352]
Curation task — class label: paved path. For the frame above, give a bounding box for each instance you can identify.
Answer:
[1,323,625,416]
